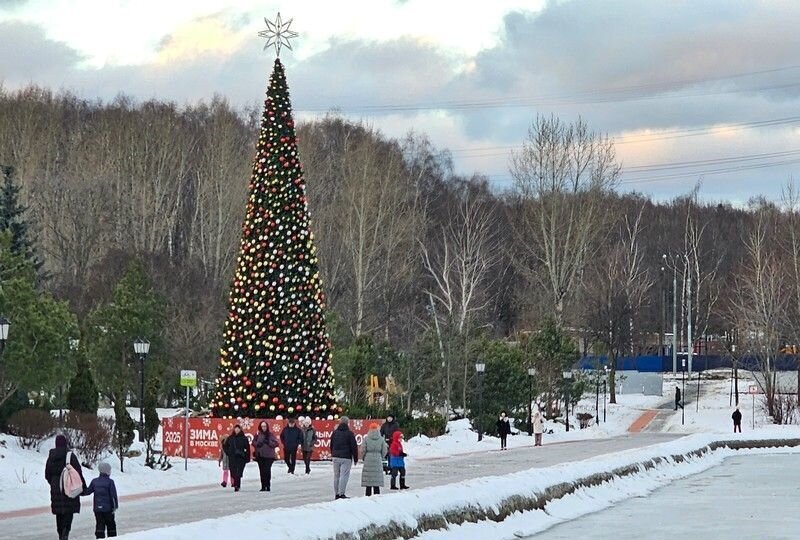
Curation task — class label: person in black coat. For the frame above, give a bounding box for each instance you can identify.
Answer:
[223,425,251,492]
[379,415,399,444]
[45,434,87,540]
[732,405,743,433]
[496,411,511,450]
[675,387,683,410]
[330,417,358,499]
[280,417,304,474]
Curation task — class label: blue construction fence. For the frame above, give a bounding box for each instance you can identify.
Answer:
[578,355,800,373]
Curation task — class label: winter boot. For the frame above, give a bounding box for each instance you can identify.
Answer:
[400,479,409,490]
[390,477,398,490]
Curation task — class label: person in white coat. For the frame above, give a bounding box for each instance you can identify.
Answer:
[532,408,544,447]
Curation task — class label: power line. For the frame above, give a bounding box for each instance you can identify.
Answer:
[482,148,800,186]
[295,63,800,113]
[447,115,800,159]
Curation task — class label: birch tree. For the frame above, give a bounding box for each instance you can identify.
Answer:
[510,116,620,326]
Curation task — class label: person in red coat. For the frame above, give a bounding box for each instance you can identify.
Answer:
[389,431,409,490]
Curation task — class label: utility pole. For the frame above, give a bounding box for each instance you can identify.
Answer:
[671,257,678,375]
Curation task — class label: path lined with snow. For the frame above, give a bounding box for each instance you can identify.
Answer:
[1,433,678,540]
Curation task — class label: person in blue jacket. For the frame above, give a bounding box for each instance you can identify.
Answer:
[84,461,119,538]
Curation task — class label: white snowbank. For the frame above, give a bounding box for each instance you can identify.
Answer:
[113,430,800,540]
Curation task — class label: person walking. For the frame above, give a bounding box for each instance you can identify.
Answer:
[84,461,119,539]
[360,423,388,496]
[224,425,251,492]
[280,416,304,475]
[389,430,409,490]
[218,435,230,487]
[253,421,279,491]
[732,405,743,433]
[496,411,511,450]
[331,416,358,499]
[532,408,544,447]
[675,386,683,410]
[300,417,317,474]
[44,434,87,540]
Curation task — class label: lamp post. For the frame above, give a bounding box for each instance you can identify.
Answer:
[595,368,600,425]
[475,362,485,442]
[0,315,9,357]
[527,367,536,436]
[133,338,150,442]
[681,357,686,426]
[603,365,608,423]
[562,370,573,432]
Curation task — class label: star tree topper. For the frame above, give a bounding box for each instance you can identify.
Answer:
[258,13,298,57]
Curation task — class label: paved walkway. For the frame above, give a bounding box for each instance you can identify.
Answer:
[1,433,680,540]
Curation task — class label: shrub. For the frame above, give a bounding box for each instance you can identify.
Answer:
[404,414,447,438]
[64,412,114,467]
[6,409,55,450]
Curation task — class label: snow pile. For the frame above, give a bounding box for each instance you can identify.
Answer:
[113,432,800,540]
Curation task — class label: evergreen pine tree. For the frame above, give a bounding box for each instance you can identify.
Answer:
[0,166,42,272]
[112,399,135,473]
[66,355,99,415]
[212,59,338,419]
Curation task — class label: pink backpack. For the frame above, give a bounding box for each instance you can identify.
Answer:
[60,452,83,498]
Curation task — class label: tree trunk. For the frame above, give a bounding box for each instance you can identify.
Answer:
[609,353,617,404]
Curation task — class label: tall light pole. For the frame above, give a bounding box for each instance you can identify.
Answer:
[133,338,150,442]
[527,367,536,436]
[475,362,485,442]
[562,370,573,432]
[0,315,9,358]
[603,365,608,423]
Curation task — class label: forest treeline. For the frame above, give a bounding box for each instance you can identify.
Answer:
[0,85,797,420]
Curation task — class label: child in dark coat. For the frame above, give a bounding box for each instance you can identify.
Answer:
[84,461,119,538]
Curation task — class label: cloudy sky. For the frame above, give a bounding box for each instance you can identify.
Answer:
[2,0,800,202]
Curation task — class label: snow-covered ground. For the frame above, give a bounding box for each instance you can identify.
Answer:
[0,408,222,512]
[407,391,664,459]
[2,373,797,540]
[110,432,800,540]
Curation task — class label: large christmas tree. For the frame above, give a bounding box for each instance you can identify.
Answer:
[212,54,338,419]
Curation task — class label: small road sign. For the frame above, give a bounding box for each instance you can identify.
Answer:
[748,385,759,395]
[180,370,197,387]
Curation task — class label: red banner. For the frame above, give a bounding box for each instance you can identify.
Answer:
[161,417,373,461]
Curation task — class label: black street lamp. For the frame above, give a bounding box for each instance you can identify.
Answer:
[595,369,600,425]
[603,365,608,423]
[562,370,573,432]
[475,362,485,442]
[133,338,150,442]
[527,367,536,436]
[681,357,686,426]
[0,315,10,357]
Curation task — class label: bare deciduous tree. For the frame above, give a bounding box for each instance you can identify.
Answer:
[510,115,620,326]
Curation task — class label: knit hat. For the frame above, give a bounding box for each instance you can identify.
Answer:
[369,422,380,430]
[55,434,68,448]
[98,461,112,475]
[339,416,350,425]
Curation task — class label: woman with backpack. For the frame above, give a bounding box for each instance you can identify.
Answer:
[224,425,251,492]
[44,434,87,540]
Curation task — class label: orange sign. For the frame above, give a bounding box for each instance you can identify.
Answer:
[161,417,373,461]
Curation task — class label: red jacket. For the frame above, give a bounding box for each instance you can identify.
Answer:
[389,430,404,457]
